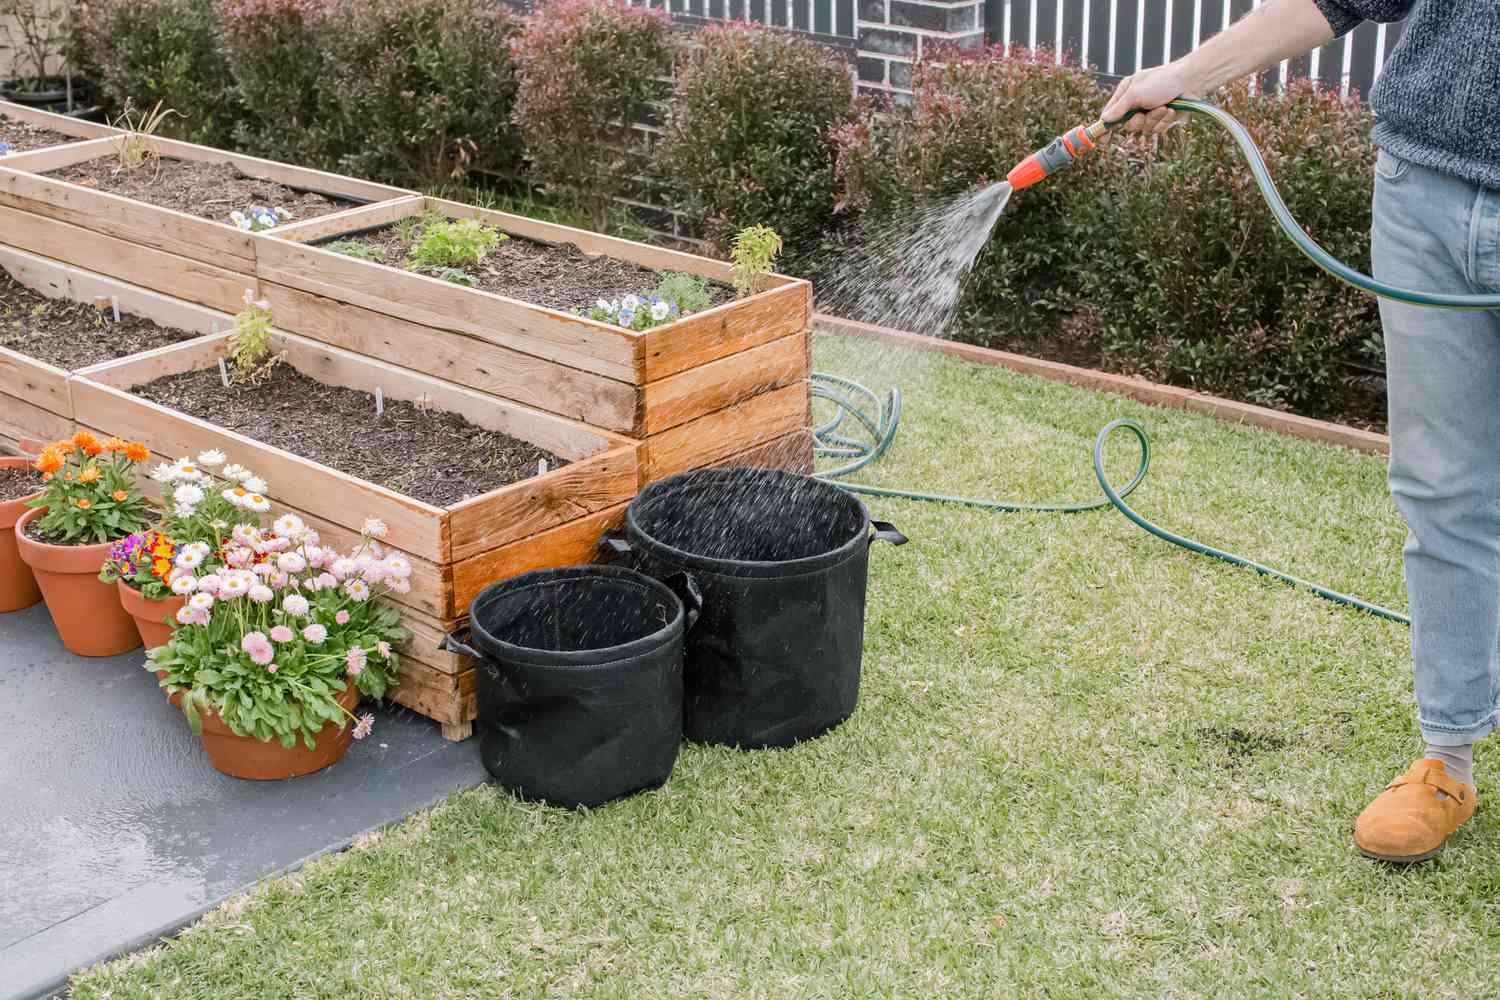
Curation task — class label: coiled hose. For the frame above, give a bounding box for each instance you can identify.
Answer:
[809,97,1500,627]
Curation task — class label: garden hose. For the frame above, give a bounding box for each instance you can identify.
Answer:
[810,373,1411,625]
[1007,96,1500,310]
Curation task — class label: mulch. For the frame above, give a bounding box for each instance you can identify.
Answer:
[326,220,734,314]
[0,115,75,153]
[49,157,352,227]
[0,466,43,502]
[0,272,201,369]
[131,362,568,508]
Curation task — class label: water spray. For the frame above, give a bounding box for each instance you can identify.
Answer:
[818,97,1500,623]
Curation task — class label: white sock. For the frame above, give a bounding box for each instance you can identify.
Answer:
[1425,743,1474,791]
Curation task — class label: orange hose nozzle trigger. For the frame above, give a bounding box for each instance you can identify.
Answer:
[1006,154,1047,190]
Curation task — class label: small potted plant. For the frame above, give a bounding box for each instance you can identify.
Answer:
[15,432,154,655]
[149,513,409,780]
[102,451,271,652]
[0,453,46,613]
[0,0,68,107]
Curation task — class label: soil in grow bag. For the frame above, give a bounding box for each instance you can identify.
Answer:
[48,158,353,225]
[0,272,201,368]
[320,218,735,313]
[131,363,567,507]
[0,115,74,153]
[0,465,43,500]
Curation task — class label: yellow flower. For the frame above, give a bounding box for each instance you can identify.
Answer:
[77,466,101,485]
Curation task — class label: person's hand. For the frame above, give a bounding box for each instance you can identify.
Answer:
[1100,61,1207,135]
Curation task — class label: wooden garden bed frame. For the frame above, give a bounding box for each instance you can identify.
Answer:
[73,329,642,740]
[259,196,814,482]
[0,244,230,451]
[0,99,118,148]
[0,135,414,313]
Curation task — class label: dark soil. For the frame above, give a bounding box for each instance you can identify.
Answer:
[324,219,734,314]
[131,363,567,508]
[0,272,200,369]
[49,157,353,227]
[0,115,75,153]
[0,466,42,502]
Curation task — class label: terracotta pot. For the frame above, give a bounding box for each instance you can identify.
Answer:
[197,682,361,780]
[13,507,142,657]
[0,457,44,613]
[118,581,184,650]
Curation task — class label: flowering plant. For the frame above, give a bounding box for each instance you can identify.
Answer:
[99,451,272,599]
[27,432,154,544]
[149,513,409,748]
[229,204,292,232]
[0,141,11,156]
[588,293,680,331]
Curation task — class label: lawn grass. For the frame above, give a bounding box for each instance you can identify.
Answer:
[71,333,1500,998]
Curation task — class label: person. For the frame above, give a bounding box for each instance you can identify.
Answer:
[1102,0,1499,864]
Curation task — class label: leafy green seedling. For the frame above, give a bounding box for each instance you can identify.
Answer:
[730,225,782,298]
[652,271,712,315]
[326,241,386,263]
[406,217,505,272]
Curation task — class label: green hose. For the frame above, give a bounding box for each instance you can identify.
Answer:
[812,374,1410,624]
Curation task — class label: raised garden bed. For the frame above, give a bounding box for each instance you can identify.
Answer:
[0,134,414,313]
[0,99,116,155]
[0,244,226,449]
[258,196,813,480]
[73,329,642,740]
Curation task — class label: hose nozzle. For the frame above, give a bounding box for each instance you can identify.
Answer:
[1006,120,1111,191]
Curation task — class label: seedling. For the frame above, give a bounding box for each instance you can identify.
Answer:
[730,225,783,298]
[110,99,182,175]
[228,291,278,380]
[327,241,386,263]
[652,271,712,314]
[406,217,505,272]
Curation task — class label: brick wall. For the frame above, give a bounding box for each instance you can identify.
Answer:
[855,0,984,101]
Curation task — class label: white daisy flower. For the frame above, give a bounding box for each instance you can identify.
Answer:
[150,463,176,483]
[382,555,412,580]
[273,513,305,537]
[174,484,205,505]
[173,502,199,519]
[218,573,251,598]
[245,493,272,513]
[175,549,205,570]
[221,464,248,482]
[196,449,226,467]
[242,476,268,494]
[281,594,310,617]
[344,579,371,602]
[170,574,198,595]
[188,592,215,611]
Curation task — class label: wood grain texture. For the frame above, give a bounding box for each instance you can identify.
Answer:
[640,332,809,435]
[712,429,816,474]
[0,346,69,416]
[265,196,424,244]
[642,382,810,483]
[0,101,118,139]
[640,280,810,381]
[0,204,252,312]
[261,281,639,431]
[389,656,475,726]
[446,445,638,563]
[0,136,115,173]
[0,388,72,444]
[143,135,415,204]
[449,502,628,613]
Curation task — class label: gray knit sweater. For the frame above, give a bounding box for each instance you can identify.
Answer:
[1311,0,1499,190]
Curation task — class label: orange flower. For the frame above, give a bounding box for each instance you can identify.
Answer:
[55,441,74,455]
[78,466,101,484]
[151,539,174,558]
[112,489,129,502]
[34,448,63,475]
[124,442,149,463]
[75,497,91,510]
[151,558,171,577]
[72,430,99,451]
[103,437,127,452]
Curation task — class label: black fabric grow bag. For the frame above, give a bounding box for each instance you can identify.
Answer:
[611,467,906,749]
[444,565,699,809]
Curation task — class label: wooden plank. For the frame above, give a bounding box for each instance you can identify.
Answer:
[274,332,632,462]
[265,196,425,244]
[643,382,810,483]
[713,429,815,474]
[388,655,476,726]
[68,376,448,560]
[0,136,116,173]
[0,389,72,444]
[449,502,628,613]
[0,204,252,312]
[446,444,639,563]
[0,346,70,415]
[142,135,416,205]
[0,101,119,139]
[0,166,257,271]
[641,279,810,381]
[640,331,809,435]
[400,611,467,675]
[261,281,640,432]
[256,239,641,382]
[73,331,229,388]
[0,243,235,338]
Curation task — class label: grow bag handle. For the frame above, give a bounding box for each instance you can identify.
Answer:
[664,571,704,631]
[870,520,908,547]
[598,532,632,558]
[439,629,483,661]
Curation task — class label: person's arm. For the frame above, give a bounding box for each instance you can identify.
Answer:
[1099,0,1411,134]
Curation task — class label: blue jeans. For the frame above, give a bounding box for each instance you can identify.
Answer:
[1372,149,1500,747]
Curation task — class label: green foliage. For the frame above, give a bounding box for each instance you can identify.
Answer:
[510,0,673,230]
[318,0,521,187]
[658,22,855,253]
[652,271,712,314]
[72,0,235,146]
[326,240,386,263]
[405,216,504,272]
[437,268,476,287]
[832,45,1107,337]
[729,225,782,298]
[28,433,154,545]
[1082,79,1380,414]
[219,0,333,168]
[229,294,275,372]
[108,98,181,172]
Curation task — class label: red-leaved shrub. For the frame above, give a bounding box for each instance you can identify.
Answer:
[511,0,673,229]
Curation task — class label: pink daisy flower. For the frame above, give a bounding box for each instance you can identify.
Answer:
[335,610,350,625]
[352,713,375,739]
[269,625,295,643]
[302,623,328,645]
[241,631,274,666]
[346,646,367,676]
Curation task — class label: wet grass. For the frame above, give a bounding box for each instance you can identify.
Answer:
[70,333,1500,998]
